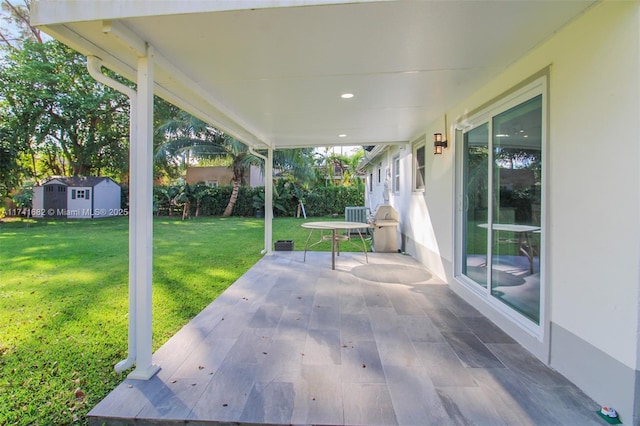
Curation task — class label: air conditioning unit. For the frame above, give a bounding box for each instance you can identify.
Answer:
[345,207,370,235]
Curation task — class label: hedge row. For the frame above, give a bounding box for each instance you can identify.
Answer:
[122,183,365,218]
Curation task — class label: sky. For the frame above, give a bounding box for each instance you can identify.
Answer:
[0,2,24,56]
[0,1,20,40]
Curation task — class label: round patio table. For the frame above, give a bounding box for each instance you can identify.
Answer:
[301,221,372,270]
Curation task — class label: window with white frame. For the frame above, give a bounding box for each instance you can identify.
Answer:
[413,139,426,191]
[71,189,90,199]
[369,172,373,192]
[392,156,400,193]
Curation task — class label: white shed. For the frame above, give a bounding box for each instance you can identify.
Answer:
[33,177,122,219]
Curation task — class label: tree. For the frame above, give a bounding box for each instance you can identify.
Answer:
[271,148,316,184]
[0,39,131,184]
[339,148,365,186]
[313,147,364,187]
[152,98,183,183]
[156,111,315,217]
[155,111,253,217]
[0,124,23,198]
[175,182,193,220]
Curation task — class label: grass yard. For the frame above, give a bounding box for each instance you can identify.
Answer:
[0,215,363,425]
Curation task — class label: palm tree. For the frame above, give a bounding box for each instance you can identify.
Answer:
[174,182,193,220]
[155,111,314,217]
[313,147,364,187]
[155,111,257,217]
[342,148,365,186]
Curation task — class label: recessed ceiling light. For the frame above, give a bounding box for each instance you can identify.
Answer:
[341,93,354,99]
[339,134,347,138]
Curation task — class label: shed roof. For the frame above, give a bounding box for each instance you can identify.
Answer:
[43,176,118,188]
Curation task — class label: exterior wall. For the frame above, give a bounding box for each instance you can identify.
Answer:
[366,1,640,422]
[446,5,639,417]
[185,166,232,186]
[402,136,451,282]
[249,165,265,187]
[185,165,263,187]
[535,4,638,421]
[364,144,450,280]
[92,179,122,218]
[364,153,388,214]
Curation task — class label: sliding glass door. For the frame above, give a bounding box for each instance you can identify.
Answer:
[459,80,544,325]
[462,124,489,289]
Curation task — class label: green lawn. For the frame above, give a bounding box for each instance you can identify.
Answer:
[0,215,362,425]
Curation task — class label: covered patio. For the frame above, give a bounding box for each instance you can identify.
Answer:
[88,251,600,425]
[31,1,632,423]
[29,0,598,383]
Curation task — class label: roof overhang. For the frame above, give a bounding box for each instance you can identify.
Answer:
[31,0,596,150]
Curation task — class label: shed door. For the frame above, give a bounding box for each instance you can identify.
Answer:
[43,185,67,217]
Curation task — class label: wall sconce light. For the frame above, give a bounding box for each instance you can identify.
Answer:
[434,114,449,155]
[433,133,448,155]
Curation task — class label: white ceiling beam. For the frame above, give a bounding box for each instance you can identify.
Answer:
[32,0,388,26]
[102,20,147,57]
[39,24,139,80]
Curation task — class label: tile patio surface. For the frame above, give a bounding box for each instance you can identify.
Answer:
[88,251,602,425]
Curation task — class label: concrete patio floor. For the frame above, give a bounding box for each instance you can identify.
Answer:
[88,251,602,425]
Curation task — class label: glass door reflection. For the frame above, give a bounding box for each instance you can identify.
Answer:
[460,94,543,324]
[490,95,542,323]
[462,123,489,288]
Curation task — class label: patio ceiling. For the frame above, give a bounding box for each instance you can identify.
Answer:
[31,0,596,150]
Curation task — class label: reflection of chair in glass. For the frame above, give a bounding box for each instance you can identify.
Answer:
[479,224,540,274]
[510,230,538,274]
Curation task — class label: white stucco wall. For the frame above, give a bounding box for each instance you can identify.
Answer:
[364,155,388,214]
[444,0,639,370]
[368,1,640,419]
[546,1,639,370]
[249,164,265,188]
[392,139,449,281]
[364,140,452,281]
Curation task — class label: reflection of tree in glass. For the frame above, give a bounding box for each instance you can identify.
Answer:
[467,146,489,212]
[494,147,540,170]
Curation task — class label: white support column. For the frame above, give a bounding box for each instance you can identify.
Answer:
[86,56,139,373]
[128,45,159,380]
[265,147,273,253]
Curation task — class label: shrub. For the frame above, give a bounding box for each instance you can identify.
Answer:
[150,183,364,218]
